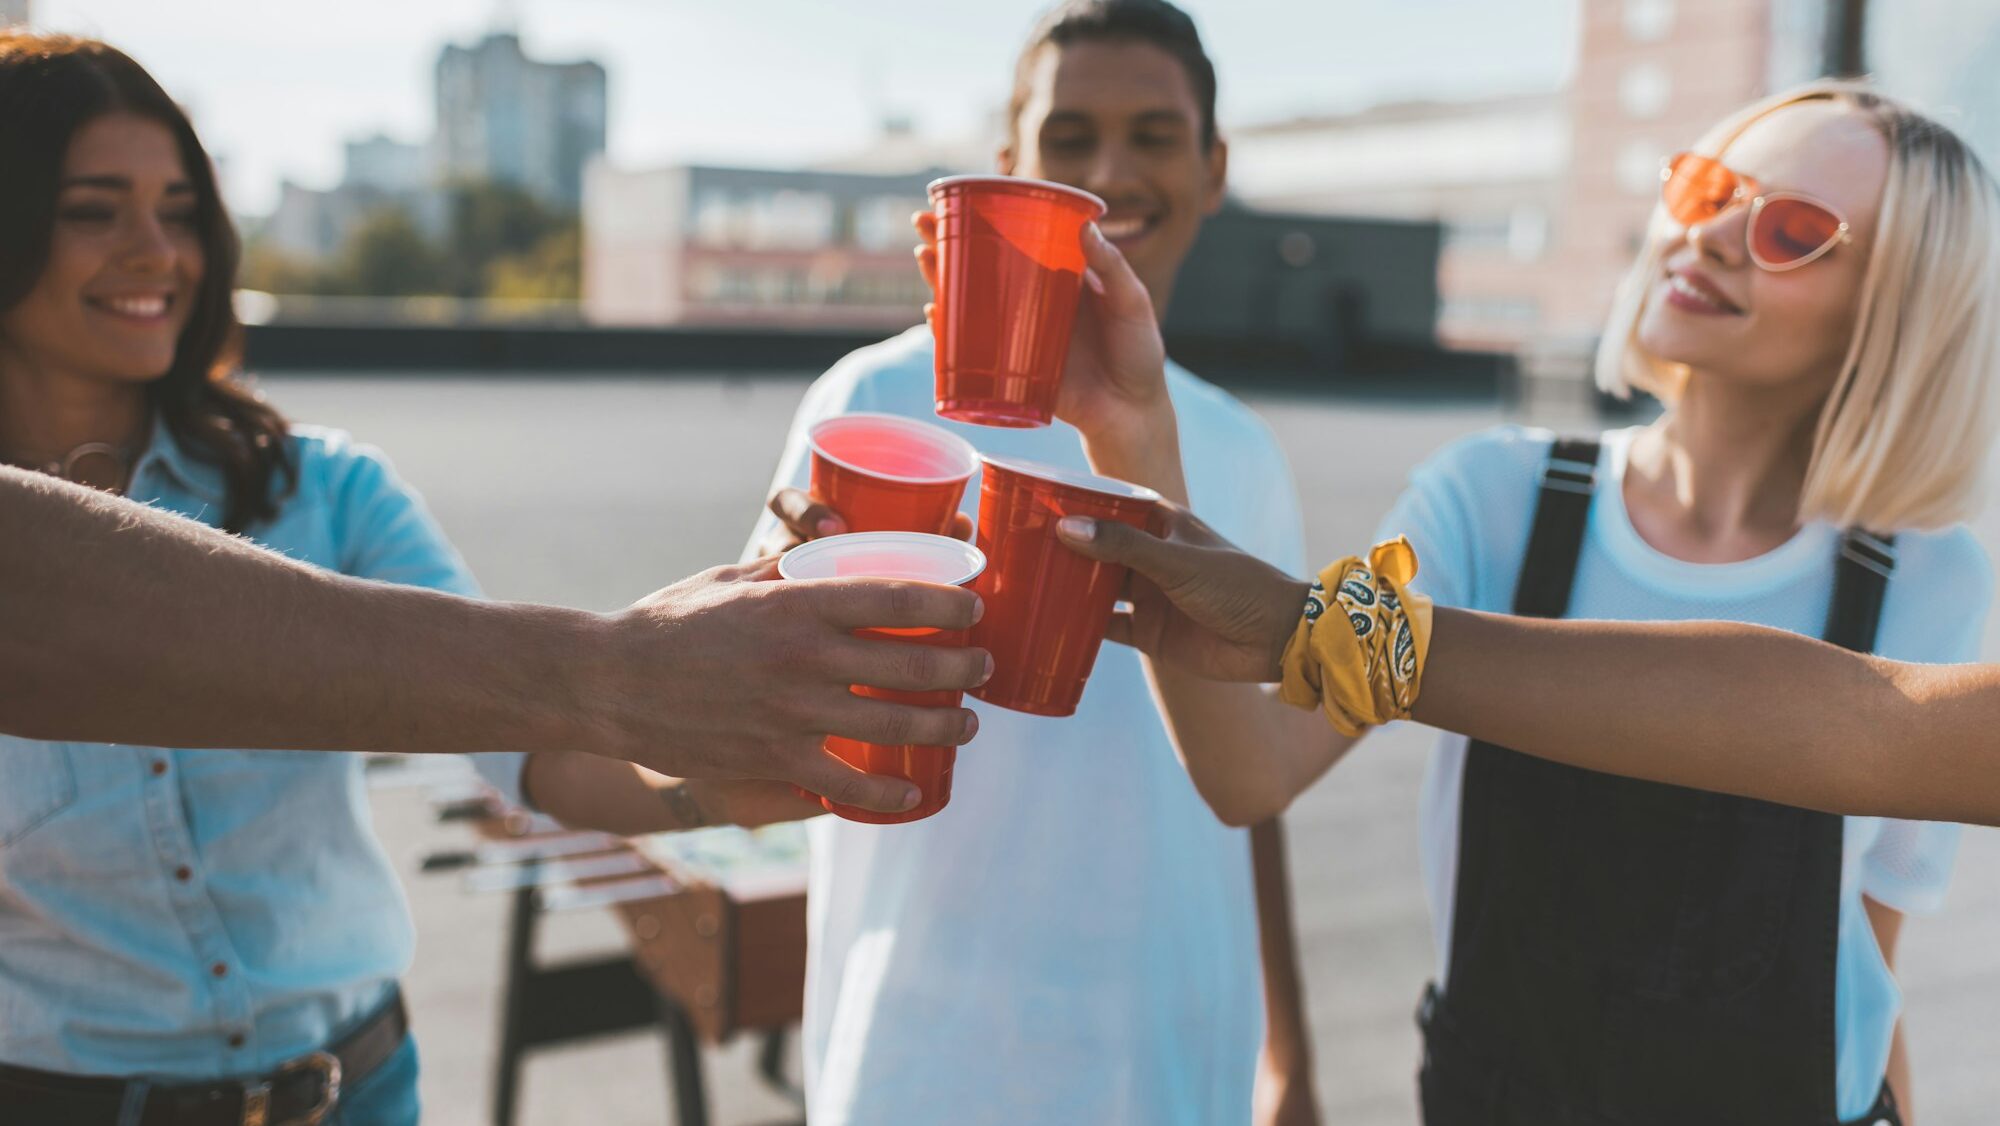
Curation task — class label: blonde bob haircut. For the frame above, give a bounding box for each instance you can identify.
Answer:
[1595,81,2000,531]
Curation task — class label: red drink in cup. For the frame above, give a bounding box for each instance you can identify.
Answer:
[969,457,1163,717]
[807,413,979,535]
[778,532,987,824]
[927,175,1106,428]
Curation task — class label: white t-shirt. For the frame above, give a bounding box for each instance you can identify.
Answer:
[746,327,1309,1126]
[1378,425,1989,1121]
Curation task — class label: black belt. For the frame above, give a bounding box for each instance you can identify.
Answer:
[0,990,408,1126]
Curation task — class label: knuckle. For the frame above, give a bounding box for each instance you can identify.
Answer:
[885,584,925,620]
[874,706,916,746]
[894,645,938,686]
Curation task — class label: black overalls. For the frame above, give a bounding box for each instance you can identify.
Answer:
[1417,438,1904,1126]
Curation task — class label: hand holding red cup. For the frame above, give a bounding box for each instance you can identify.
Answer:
[779,532,989,824]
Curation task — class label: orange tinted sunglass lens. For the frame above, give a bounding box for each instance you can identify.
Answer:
[1662,152,1739,225]
[1753,197,1844,265]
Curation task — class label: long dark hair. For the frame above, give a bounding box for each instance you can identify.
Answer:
[0,32,292,532]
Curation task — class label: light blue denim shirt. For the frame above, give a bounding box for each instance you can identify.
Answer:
[0,417,524,1079]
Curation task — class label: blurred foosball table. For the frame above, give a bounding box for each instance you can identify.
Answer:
[377,756,808,1126]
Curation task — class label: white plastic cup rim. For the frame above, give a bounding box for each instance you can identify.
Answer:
[926,174,1107,218]
[979,455,1163,504]
[808,412,981,485]
[778,531,988,588]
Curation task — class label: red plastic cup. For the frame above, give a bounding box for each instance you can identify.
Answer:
[778,532,988,824]
[927,175,1106,428]
[807,412,979,535]
[969,457,1164,717]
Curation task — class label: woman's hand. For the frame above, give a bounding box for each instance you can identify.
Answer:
[913,211,1174,455]
[1055,501,1308,683]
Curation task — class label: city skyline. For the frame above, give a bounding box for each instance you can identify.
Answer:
[31,0,1585,216]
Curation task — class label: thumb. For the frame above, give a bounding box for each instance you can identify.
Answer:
[1056,515,1193,587]
[1081,222,1154,322]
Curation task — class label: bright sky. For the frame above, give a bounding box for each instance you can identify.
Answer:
[31,0,1584,215]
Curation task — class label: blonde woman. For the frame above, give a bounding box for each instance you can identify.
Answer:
[1026,82,2000,1125]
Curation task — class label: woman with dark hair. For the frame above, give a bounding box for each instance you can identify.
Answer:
[0,32,858,1124]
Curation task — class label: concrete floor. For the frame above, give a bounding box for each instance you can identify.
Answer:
[263,371,2000,1125]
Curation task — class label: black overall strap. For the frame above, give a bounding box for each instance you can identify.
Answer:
[1511,437,1600,618]
[1826,529,1895,653]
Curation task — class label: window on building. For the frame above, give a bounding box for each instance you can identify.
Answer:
[1623,0,1675,42]
[853,195,924,252]
[1616,139,1667,196]
[1619,63,1672,120]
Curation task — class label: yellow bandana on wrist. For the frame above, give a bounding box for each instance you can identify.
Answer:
[1277,537,1433,736]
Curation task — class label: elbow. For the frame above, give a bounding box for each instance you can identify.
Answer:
[1206,781,1292,828]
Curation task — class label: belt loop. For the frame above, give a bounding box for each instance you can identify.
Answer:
[116,1079,151,1126]
[240,1079,271,1126]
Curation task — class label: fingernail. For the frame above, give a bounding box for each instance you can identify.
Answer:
[1086,221,1105,247]
[980,652,994,685]
[1058,515,1096,542]
[897,784,921,811]
[972,595,985,623]
[964,710,980,741]
[1084,268,1106,296]
[817,518,841,536]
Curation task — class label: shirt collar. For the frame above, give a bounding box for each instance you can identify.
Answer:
[130,412,230,510]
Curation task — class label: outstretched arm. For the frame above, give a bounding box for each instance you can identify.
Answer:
[1416,609,1978,823]
[1056,506,2000,826]
[0,466,990,815]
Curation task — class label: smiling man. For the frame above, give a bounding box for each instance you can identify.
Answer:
[746,3,1319,1123]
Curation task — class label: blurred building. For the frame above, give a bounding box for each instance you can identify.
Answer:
[1228,94,1566,350]
[1227,0,1983,368]
[433,30,606,211]
[583,163,938,329]
[344,133,428,195]
[260,137,447,262]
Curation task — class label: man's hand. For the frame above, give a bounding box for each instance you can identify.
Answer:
[590,557,990,814]
[762,486,975,555]
[1054,502,1307,683]
[913,211,1174,450]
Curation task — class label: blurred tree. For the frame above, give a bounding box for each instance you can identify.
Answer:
[237,242,329,295]
[485,226,581,301]
[445,181,569,296]
[238,180,579,300]
[334,208,453,295]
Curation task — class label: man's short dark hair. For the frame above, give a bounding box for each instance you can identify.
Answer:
[1009,0,1219,150]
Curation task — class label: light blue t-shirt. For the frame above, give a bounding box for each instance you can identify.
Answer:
[1381,425,1987,1120]
[747,326,1309,1126]
[0,417,520,1078]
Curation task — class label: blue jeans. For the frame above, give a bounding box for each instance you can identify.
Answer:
[329,1037,421,1126]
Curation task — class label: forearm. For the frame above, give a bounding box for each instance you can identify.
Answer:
[1149,666,1356,825]
[524,752,704,836]
[1886,1022,1912,1123]
[1251,817,1316,1074]
[1415,607,2000,824]
[0,468,603,755]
